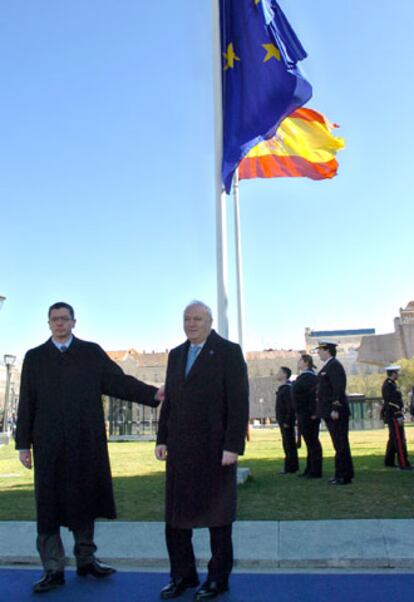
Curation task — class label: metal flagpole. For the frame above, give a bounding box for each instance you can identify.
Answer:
[232,168,246,352]
[211,0,229,338]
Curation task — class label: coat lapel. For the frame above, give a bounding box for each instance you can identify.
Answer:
[179,340,190,382]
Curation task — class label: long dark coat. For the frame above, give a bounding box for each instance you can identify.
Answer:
[156,330,249,529]
[15,337,158,533]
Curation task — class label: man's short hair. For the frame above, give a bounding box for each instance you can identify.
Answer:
[280,366,292,379]
[48,302,75,320]
[184,300,213,320]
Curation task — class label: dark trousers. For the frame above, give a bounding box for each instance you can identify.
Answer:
[165,524,233,585]
[297,414,323,477]
[279,424,299,473]
[37,522,97,572]
[385,418,411,469]
[324,415,354,481]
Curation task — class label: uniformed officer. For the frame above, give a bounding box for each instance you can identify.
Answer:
[382,365,411,470]
[275,367,299,474]
[292,354,323,478]
[315,341,354,485]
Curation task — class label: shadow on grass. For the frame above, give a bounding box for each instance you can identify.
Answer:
[237,453,414,521]
[1,455,414,522]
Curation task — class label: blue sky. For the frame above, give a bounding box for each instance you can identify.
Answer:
[1,0,413,361]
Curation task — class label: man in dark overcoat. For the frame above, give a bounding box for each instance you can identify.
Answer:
[382,365,411,469]
[315,340,354,485]
[155,301,249,600]
[15,302,163,594]
[275,366,299,474]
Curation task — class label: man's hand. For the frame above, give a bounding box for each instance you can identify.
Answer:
[19,450,32,470]
[155,444,167,461]
[155,386,165,403]
[330,410,339,421]
[221,450,238,466]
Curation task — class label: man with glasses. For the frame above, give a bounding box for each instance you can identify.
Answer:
[16,301,164,594]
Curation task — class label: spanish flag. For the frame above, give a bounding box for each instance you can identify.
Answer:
[238,108,345,181]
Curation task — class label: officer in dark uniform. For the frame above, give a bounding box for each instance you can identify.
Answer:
[315,341,354,485]
[382,365,411,470]
[292,354,323,478]
[275,367,299,474]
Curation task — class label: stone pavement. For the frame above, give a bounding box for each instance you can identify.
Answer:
[1,519,414,569]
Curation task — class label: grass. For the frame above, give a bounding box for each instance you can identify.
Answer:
[1,427,414,522]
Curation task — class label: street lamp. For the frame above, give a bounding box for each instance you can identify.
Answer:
[2,354,16,433]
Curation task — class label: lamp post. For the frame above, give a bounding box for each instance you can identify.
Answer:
[2,354,16,433]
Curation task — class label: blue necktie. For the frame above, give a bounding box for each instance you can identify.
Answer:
[185,345,200,376]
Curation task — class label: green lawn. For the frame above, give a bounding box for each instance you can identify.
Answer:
[1,427,414,522]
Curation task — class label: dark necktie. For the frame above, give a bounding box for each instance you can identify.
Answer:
[60,346,67,353]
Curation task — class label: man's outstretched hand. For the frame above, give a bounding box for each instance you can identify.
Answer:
[155,386,165,403]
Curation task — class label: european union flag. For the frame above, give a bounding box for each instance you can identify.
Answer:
[221,0,312,192]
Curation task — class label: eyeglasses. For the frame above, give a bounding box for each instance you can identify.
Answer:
[49,317,73,323]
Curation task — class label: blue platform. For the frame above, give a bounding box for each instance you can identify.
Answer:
[1,569,413,601]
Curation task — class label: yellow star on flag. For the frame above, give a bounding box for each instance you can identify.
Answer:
[254,0,261,4]
[262,43,281,62]
[223,43,241,71]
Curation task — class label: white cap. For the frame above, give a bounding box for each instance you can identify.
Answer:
[315,340,338,349]
[386,365,400,372]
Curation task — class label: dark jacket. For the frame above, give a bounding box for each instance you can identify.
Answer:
[15,336,158,533]
[382,378,404,423]
[275,382,295,425]
[316,357,349,419]
[156,329,249,529]
[292,370,318,416]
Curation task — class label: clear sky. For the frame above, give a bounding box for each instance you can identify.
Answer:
[1,0,413,362]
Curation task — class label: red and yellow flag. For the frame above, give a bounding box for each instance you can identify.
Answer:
[238,108,345,181]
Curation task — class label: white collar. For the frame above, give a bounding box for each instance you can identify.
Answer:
[52,335,73,350]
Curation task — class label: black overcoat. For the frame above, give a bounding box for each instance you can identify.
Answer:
[316,357,350,419]
[156,330,249,529]
[15,337,158,533]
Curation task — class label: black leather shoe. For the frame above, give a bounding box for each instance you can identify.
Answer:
[33,571,65,593]
[160,577,200,599]
[77,559,116,578]
[194,580,229,600]
[329,478,352,485]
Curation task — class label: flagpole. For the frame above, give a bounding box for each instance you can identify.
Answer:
[233,168,245,353]
[211,0,229,338]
